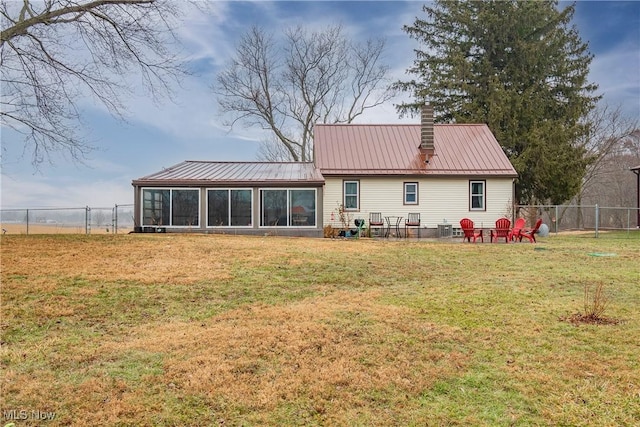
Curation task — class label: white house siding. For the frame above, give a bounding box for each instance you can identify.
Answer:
[424,177,514,229]
[322,176,514,230]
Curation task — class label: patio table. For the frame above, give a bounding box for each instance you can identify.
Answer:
[385,216,403,238]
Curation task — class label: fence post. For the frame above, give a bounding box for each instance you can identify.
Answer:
[594,204,599,238]
[85,206,91,235]
[555,205,559,235]
[26,209,29,235]
[114,204,118,234]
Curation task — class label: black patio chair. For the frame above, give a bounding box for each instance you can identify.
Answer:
[405,213,421,238]
[369,212,385,237]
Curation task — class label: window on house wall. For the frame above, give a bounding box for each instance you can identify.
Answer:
[172,189,200,226]
[290,189,316,226]
[261,190,287,226]
[207,189,252,227]
[208,190,229,226]
[231,190,252,226]
[260,189,316,227]
[142,188,199,226]
[142,189,170,225]
[343,181,359,210]
[404,182,418,205]
[470,180,486,210]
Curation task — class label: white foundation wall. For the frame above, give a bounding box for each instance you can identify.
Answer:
[322,176,514,229]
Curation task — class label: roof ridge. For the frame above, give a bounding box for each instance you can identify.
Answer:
[314,123,486,127]
[183,160,314,164]
[315,123,416,126]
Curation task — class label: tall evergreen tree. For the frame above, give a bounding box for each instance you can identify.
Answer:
[394,0,600,204]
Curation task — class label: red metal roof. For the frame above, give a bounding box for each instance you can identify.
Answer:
[132,161,324,186]
[314,123,517,177]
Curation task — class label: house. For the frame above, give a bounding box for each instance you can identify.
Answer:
[131,105,517,237]
[131,162,325,237]
[316,105,518,236]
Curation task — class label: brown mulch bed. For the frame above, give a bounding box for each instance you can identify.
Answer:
[560,313,621,326]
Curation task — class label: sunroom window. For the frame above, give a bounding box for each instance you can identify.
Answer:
[142,188,199,226]
[172,189,199,226]
[261,189,316,227]
[207,189,252,227]
[143,189,170,226]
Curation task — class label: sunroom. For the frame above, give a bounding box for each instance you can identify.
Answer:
[132,161,324,237]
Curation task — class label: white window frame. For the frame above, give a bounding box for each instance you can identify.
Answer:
[141,187,200,227]
[259,188,317,227]
[469,180,486,211]
[343,180,360,211]
[206,188,253,228]
[404,182,419,205]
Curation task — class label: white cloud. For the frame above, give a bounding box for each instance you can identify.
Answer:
[177,2,237,69]
[1,173,133,208]
[590,45,640,118]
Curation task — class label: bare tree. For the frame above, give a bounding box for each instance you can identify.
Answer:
[1,0,188,166]
[257,135,294,163]
[569,103,639,227]
[214,24,395,162]
[579,104,639,194]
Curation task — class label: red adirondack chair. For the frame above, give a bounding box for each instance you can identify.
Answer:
[509,217,526,242]
[490,217,511,243]
[519,218,543,243]
[460,218,483,243]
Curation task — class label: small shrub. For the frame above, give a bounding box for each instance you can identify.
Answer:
[335,203,352,230]
[583,281,608,321]
[562,282,619,325]
[324,225,338,238]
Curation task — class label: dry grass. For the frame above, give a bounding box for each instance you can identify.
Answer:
[1,233,639,426]
[1,223,132,235]
[106,292,467,425]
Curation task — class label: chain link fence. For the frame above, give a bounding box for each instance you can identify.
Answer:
[515,204,639,237]
[2,203,638,237]
[1,204,135,235]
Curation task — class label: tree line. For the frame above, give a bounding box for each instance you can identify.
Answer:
[2,0,638,207]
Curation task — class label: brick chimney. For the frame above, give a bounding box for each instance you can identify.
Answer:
[420,104,435,162]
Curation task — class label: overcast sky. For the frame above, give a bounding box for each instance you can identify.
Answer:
[1,1,639,209]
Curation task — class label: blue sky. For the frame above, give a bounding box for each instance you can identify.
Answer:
[1,1,639,208]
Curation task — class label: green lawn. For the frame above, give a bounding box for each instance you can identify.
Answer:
[1,233,639,426]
